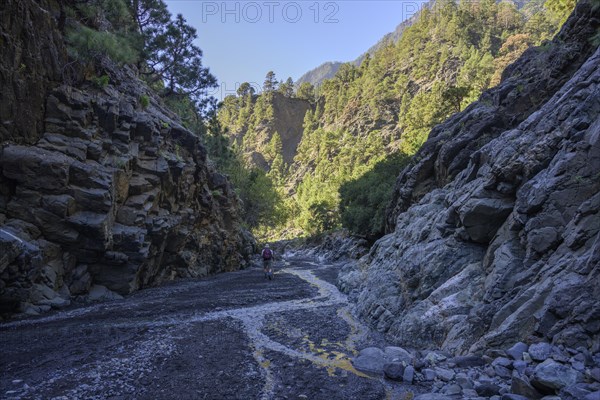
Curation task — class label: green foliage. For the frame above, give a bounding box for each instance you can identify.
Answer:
[142,13,217,110]
[296,82,316,103]
[67,25,139,64]
[206,118,285,236]
[263,71,278,92]
[544,0,577,26]
[139,94,150,109]
[216,0,576,239]
[66,0,141,64]
[339,153,410,240]
[279,77,295,97]
[308,202,338,234]
[91,74,110,88]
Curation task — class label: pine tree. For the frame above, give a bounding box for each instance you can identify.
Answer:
[263,71,278,92]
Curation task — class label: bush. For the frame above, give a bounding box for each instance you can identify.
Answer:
[139,94,150,109]
[339,153,410,240]
[67,25,139,64]
[90,74,110,88]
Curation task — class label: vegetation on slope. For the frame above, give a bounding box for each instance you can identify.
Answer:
[218,0,575,241]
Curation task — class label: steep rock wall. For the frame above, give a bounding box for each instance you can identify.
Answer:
[0,1,252,317]
[0,0,66,144]
[339,1,600,354]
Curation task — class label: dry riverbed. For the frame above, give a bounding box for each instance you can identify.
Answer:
[0,257,423,400]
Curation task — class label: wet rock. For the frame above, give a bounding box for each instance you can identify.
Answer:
[532,359,579,391]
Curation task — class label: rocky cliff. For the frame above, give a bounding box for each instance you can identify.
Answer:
[233,92,311,171]
[0,0,252,317]
[339,0,600,354]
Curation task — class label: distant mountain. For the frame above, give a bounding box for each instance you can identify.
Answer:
[295,61,344,87]
[295,2,426,87]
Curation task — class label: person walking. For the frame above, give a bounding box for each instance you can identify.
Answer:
[261,244,275,279]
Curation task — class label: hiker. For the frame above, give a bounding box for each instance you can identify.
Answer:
[261,244,274,278]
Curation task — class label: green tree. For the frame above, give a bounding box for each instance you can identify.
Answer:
[339,153,409,240]
[263,71,278,92]
[237,82,255,98]
[143,13,217,107]
[296,82,316,103]
[279,77,295,97]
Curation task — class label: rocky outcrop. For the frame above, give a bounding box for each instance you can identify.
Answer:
[0,1,252,318]
[231,92,311,170]
[339,1,600,354]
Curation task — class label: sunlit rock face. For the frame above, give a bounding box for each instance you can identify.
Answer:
[339,1,600,354]
[0,0,253,318]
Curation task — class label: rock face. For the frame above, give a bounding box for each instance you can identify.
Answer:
[338,1,600,354]
[231,92,311,170]
[0,1,252,317]
[0,0,66,144]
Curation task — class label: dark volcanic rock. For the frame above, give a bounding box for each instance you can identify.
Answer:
[338,1,600,354]
[383,362,405,380]
[0,0,67,144]
[0,3,253,318]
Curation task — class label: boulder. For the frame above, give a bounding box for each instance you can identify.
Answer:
[383,362,404,380]
[528,343,553,362]
[507,343,529,361]
[87,285,124,302]
[384,346,413,365]
[352,347,386,374]
[532,359,579,391]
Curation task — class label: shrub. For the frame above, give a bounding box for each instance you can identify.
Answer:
[139,95,150,109]
[67,25,139,65]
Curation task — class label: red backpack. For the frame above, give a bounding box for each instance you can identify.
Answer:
[262,248,273,260]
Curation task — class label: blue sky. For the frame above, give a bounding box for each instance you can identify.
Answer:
[165,1,425,99]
